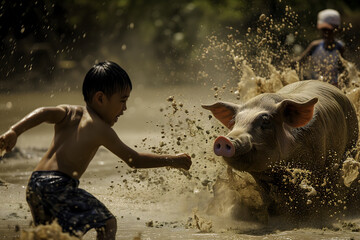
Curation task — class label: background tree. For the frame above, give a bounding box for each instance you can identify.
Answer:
[0,0,359,90]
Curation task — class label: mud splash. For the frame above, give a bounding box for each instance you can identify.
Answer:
[19,221,79,240]
[194,5,360,225]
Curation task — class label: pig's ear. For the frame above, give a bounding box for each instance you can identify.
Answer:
[277,98,318,128]
[202,102,238,129]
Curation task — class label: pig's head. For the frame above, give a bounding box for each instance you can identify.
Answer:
[202,95,318,172]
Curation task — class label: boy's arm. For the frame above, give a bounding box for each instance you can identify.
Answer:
[102,128,192,170]
[0,106,67,153]
[295,40,321,64]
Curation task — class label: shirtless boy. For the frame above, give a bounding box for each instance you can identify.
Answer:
[0,61,192,239]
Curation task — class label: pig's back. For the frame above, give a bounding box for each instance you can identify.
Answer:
[278,80,343,100]
[278,80,358,167]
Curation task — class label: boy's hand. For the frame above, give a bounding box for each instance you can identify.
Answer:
[172,153,192,170]
[0,129,17,156]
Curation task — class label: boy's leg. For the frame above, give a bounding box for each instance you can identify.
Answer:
[27,171,115,236]
[96,217,117,240]
[26,183,54,226]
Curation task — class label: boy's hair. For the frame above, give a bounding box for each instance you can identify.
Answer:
[82,61,132,103]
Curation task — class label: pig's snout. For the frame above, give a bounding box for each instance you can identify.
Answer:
[214,135,252,158]
[214,136,236,158]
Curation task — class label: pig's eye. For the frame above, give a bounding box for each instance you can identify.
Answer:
[260,114,272,129]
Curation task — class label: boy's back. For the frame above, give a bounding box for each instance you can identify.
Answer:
[35,105,102,179]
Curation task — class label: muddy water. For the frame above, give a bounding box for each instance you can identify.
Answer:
[1,84,360,240]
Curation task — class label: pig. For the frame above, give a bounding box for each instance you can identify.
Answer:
[202,80,359,217]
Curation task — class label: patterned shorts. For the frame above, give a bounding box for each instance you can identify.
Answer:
[26,171,114,236]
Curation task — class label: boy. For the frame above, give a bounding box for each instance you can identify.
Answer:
[0,61,192,239]
[295,9,345,87]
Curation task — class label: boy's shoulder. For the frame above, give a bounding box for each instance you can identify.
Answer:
[57,104,84,110]
[309,39,323,48]
[55,104,112,140]
[306,39,323,55]
[55,104,95,131]
[56,104,85,122]
[59,104,112,130]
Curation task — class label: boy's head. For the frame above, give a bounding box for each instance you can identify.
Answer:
[317,9,340,30]
[82,61,132,103]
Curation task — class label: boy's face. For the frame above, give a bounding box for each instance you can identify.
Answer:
[103,87,131,126]
[320,28,335,41]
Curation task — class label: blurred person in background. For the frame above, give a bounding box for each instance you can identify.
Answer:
[295,9,345,88]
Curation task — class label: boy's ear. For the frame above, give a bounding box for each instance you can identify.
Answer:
[93,91,105,105]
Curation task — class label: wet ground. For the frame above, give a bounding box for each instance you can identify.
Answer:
[1,85,360,240]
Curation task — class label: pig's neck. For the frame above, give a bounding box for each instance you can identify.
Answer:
[250,166,288,185]
[250,171,278,197]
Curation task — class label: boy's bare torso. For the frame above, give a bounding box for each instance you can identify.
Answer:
[35,105,106,179]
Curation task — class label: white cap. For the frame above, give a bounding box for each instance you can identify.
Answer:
[317,9,341,30]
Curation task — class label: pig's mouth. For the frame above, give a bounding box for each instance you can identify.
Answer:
[224,143,277,173]
[222,149,255,171]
